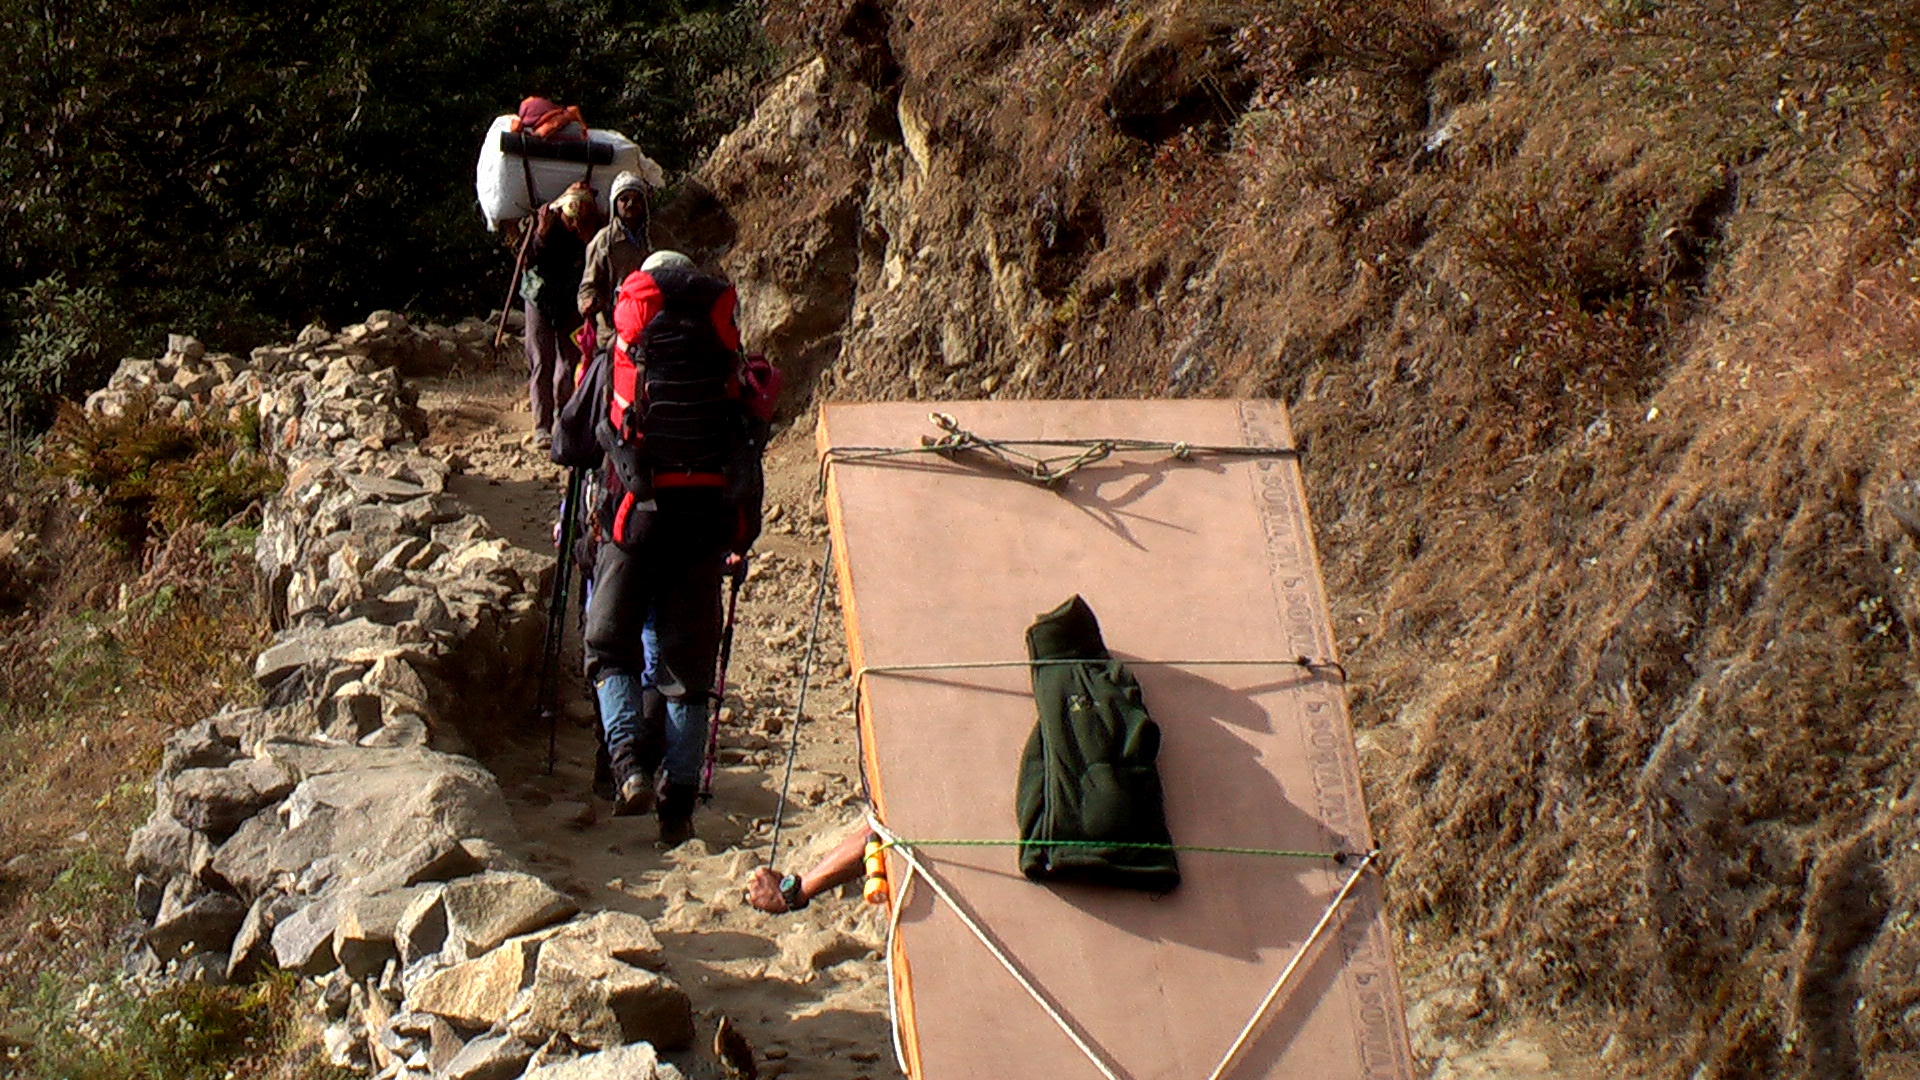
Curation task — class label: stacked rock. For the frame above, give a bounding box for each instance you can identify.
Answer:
[84,313,502,426]
[109,315,694,1080]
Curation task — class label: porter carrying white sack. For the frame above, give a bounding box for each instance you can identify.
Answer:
[474,113,663,231]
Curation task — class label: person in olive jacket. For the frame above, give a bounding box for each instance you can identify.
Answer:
[576,170,652,341]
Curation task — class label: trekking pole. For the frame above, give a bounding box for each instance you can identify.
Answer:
[494,149,545,350]
[493,216,538,351]
[534,490,567,769]
[539,466,585,773]
[698,553,750,802]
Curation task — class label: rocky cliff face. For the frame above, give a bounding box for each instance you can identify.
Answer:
[677,1,1920,1076]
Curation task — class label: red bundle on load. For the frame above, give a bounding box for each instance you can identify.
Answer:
[511,96,588,140]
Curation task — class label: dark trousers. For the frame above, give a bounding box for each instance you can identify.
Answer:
[583,499,727,784]
[523,302,580,435]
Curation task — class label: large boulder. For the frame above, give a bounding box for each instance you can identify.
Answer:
[253,618,429,689]
[144,892,247,960]
[126,811,198,881]
[395,886,450,967]
[520,1042,685,1080]
[333,886,434,979]
[159,716,244,776]
[228,891,300,982]
[440,871,578,956]
[545,910,664,967]
[168,758,294,838]
[204,808,290,901]
[509,934,694,1051]
[271,892,346,976]
[406,934,542,1029]
[442,1032,533,1080]
[210,745,516,901]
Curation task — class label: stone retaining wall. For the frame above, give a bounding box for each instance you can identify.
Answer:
[111,315,692,1080]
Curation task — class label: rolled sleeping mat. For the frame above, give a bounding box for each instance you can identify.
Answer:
[498,131,616,165]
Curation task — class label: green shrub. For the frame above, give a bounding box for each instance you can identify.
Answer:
[0,0,775,439]
[44,406,283,555]
[43,849,126,918]
[44,615,133,714]
[202,524,261,570]
[150,446,282,535]
[11,971,347,1080]
[621,2,779,160]
[0,277,132,438]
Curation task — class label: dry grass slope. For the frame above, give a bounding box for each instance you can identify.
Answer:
[0,416,342,1079]
[725,0,1920,1075]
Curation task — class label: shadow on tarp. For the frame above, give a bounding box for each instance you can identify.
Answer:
[877,656,1362,1078]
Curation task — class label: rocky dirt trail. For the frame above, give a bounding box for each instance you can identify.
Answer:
[412,370,900,1080]
[412,368,1622,1080]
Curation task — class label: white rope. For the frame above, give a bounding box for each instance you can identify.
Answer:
[768,539,835,866]
[878,815,915,1077]
[869,810,1381,1080]
[1201,850,1380,1080]
[868,816,1127,1080]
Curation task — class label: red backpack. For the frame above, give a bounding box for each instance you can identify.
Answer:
[603,266,778,551]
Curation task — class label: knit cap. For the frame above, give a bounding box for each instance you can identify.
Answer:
[611,171,648,202]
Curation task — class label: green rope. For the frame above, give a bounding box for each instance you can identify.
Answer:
[875,836,1356,863]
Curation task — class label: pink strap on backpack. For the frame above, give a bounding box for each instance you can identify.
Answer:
[740,353,781,423]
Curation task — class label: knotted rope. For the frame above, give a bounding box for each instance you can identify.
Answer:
[819,411,1300,489]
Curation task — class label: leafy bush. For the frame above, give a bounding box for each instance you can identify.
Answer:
[201,524,261,570]
[0,277,133,438]
[44,405,282,555]
[0,0,775,434]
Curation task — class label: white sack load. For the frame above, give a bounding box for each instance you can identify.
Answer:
[474,115,664,231]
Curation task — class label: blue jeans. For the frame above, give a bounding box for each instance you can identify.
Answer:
[584,527,724,790]
[595,671,709,787]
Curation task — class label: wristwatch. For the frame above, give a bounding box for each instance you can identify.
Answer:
[778,874,809,912]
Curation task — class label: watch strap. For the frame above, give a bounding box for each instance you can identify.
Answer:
[779,874,808,911]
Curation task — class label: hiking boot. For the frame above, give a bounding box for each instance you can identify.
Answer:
[614,773,656,817]
[656,782,698,848]
[609,745,655,817]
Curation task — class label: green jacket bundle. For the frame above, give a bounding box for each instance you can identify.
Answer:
[1015,596,1180,892]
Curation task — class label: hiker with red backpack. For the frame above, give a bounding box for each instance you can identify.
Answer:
[553,249,775,847]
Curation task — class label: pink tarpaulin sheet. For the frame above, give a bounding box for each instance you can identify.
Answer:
[818,400,1414,1080]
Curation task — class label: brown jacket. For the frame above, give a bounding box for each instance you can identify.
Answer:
[578,220,650,338]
